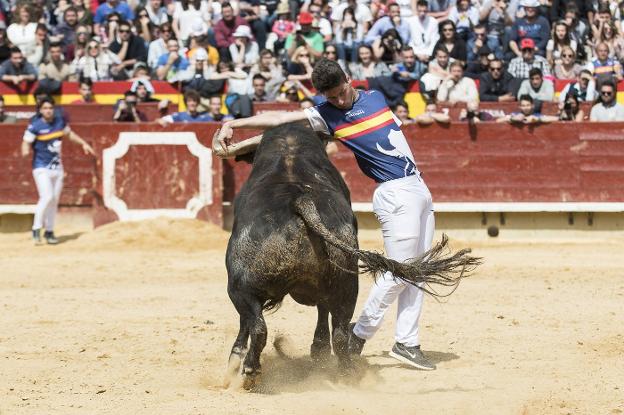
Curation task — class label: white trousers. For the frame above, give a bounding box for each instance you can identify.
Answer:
[354,174,435,347]
[32,167,64,231]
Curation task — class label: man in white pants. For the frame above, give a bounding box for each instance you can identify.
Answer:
[215,59,436,370]
[21,96,95,245]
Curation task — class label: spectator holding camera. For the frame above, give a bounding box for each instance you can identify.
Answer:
[516,68,554,102]
[285,12,324,60]
[479,57,516,102]
[349,44,391,80]
[113,90,146,122]
[558,89,584,122]
[590,80,624,121]
[372,28,403,64]
[434,20,467,62]
[558,69,596,103]
[330,0,373,33]
[436,60,478,104]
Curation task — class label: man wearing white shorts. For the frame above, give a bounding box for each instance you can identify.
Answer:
[21,96,95,245]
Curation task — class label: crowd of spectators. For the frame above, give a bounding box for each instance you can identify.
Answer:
[2,0,624,123]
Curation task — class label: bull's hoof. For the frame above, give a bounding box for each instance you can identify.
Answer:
[310,342,332,362]
[223,351,245,389]
[242,367,261,390]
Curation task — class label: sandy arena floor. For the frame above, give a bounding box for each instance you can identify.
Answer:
[1,218,623,415]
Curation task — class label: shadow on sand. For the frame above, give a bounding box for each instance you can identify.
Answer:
[56,232,84,244]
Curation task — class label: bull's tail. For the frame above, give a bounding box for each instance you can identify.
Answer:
[293,194,482,297]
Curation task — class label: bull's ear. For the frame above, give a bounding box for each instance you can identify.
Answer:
[234,151,256,164]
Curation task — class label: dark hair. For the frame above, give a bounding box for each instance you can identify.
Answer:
[416,0,428,7]
[80,77,93,87]
[259,48,274,57]
[597,3,611,14]
[312,59,347,92]
[529,68,542,78]
[37,96,55,109]
[107,12,122,22]
[519,94,534,103]
[49,42,62,49]
[119,20,132,29]
[64,6,78,17]
[391,101,408,111]
[439,19,456,37]
[252,73,267,82]
[600,78,616,91]
[9,46,22,55]
[184,89,201,103]
[124,90,137,98]
[222,2,233,10]
[401,45,414,53]
[0,95,4,103]
[35,23,47,32]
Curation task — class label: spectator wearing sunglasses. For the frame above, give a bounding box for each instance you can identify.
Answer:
[71,39,121,81]
[108,20,148,80]
[553,46,583,80]
[546,20,577,68]
[433,20,467,63]
[479,58,516,102]
[590,80,624,121]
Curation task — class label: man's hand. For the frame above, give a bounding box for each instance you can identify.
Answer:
[499,93,515,102]
[82,143,96,156]
[215,125,234,153]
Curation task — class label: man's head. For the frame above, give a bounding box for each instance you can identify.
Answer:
[312,59,356,110]
[597,3,611,22]
[134,79,151,100]
[578,69,592,90]
[401,46,416,68]
[600,80,616,105]
[488,58,504,79]
[49,42,63,63]
[259,49,273,67]
[252,74,266,97]
[520,38,536,62]
[416,0,428,19]
[124,90,138,105]
[388,2,401,19]
[221,2,234,22]
[391,101,410,121]
[521,0,540,19]
[167,38,180,53]
[64,6,78,26]
[473,24,486,41]
[79,78,93,101]
[9,47,23,67]
[118,21,132,41]
[518,94,534,116]
[596,42,609,61]
[107,12,121,26]
[184,89,201,113]
[38,96,56,120]
[298,12,314,34]
[529,68,543,89]
[434,47,449,67]
[449,61,464,82]
[35,24,47,44]
[207,95,222,115]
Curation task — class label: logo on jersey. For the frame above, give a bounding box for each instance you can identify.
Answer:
[376,129,417,177]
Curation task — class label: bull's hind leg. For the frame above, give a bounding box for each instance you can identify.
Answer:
[330,272,358,369]
[311,305,331,361]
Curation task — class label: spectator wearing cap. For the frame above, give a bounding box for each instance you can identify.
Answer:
[38,42,73,82]
[0,47,37,85]
[0,22,10,64]
[392,45,426,81]
[465,45,493,79]
[157,90,215,125]
[173,0,212,44]
[156,38,190,82]
[516,67,555,102]
[285,12,324,60]
[7,4,37,59]
[407,0,439,68]
[590,80,624,121]
[508,0,550,58]
[229,25,260,71]
[364,3,410,47]
[448,0,479,41]
[148,22,175,71]
[588,42,623,86]
[71,39,121,81]
[330,0,373,32]
[94,0,135,35]
[267,2,295,53]
[507,38,551,79]
[308,2,333,43]
[436,60,478,104]
[558,70,596,104]
[479,58,517,102]
[214,2,248,61]
[108,20,148,80]
[131,78,159,102]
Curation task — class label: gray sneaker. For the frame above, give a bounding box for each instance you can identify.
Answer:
[389,342,436,370]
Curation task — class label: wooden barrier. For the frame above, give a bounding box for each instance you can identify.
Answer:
[4,102,178,123]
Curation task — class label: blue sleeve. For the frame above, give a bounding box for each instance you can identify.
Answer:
[122,4,135,21]
[179,58,190,71]
[27,122,38,135]
[537,18,550,51]
[171,112,182,122]
[157,54,167,67]
[94,5,106,24]
[364,20,383,45]
[509,20,520,42]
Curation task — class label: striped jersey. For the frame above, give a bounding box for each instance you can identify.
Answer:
[23,113,67,170]
[304,89,418,183]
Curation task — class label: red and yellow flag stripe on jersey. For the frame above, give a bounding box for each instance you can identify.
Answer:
[334,108,395,141]
[36,131,64,141]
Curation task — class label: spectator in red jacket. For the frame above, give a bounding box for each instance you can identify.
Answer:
[214,2,248,61]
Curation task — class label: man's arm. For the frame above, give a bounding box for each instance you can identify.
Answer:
[216,110,310,151]
[64,126,95,155]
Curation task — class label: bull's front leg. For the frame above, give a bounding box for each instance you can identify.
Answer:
[311,305,331,361]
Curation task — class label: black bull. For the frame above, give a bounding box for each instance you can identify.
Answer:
[224,123,480,387]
